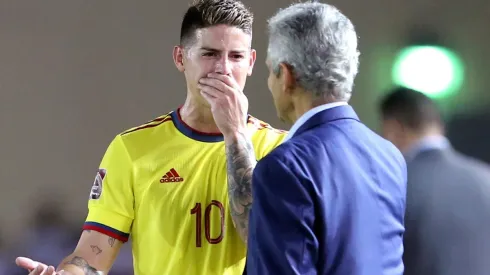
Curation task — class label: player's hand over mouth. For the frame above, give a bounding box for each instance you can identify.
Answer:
[198,73,249,138]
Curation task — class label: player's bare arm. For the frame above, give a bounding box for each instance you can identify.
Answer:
[58,230,121,274]
[16,230,122,275]
[225,132,256,242]
[199,72,256,243]
[60,256,99,275]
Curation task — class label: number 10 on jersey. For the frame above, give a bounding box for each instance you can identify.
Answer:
[190,200,225,247]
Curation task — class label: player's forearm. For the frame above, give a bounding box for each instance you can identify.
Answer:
[55,230,121,275]
[56,254,101,275]
[224,131,257,243]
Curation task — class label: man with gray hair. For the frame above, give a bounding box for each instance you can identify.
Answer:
[242,2,407,274]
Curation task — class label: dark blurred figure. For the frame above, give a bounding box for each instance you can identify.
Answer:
[447,111,490,164]
[22,201,78,268]
[379,87,490,275]
[9,200,133,275]
[0,230,10,274]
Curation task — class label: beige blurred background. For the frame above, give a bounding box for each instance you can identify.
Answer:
[0,0,489,272]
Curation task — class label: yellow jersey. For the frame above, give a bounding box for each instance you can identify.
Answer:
[83,108,286,275]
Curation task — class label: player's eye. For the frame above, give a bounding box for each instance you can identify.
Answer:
[202,52,217,57]
[231,54,244,59]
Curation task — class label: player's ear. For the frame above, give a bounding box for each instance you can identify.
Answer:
[279,62,296,95]
[173,45,185,72]
[247,49,257,76]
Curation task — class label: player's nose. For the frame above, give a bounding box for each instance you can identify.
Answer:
[214,57,232,75]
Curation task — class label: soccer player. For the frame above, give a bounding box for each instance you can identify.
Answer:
[15,0,286,274]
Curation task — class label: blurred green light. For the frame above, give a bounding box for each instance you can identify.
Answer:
[392,45,464,98]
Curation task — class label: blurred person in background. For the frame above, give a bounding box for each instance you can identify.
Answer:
[23,201,79,267]
[0,229,9,274]
[14,0,286,274]
[379,87,490,275]
[0,200,80,275]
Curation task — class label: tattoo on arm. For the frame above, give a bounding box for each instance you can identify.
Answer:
[108,237,116,247]
[90,245,102,255]
[225,132,257,243]
[64,256,99,275]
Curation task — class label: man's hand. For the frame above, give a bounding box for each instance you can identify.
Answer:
[15,257,69,275]
[198,73,248,138]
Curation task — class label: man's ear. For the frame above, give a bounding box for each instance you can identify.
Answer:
[173,45,185,72]
[278,62,296,94]
[395,119,408,134]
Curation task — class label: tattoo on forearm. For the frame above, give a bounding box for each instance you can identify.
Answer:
[225,132,257,243]
[108,237,116,247]
[64,256,99,275]
[90,245,102,255]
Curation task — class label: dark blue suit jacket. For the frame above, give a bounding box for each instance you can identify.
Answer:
[246,105,407,275]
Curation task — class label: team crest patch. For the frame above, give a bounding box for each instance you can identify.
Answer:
[90,168,106,200]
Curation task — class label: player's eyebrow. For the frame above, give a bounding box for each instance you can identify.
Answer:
[199,47,247,54]
[199,47,220,52]
[230,50,247,54]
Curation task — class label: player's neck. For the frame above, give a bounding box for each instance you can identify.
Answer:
[179,99,221,134]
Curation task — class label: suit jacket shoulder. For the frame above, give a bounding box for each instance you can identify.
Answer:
[267,106,407,274]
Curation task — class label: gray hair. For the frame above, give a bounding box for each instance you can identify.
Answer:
[267,2,359,101]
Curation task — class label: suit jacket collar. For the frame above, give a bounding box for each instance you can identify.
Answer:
[408,146,453,164]
[404,135,451,163]
[292,105,360,139]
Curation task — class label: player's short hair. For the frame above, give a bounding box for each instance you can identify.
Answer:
[267,2,359,101]
[180,0,253,47]
[379,87,444,131]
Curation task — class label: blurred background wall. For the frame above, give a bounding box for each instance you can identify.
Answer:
[0,0,488,272]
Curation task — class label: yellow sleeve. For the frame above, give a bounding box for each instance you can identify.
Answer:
[83,135,134,242]
[253,127,288,160]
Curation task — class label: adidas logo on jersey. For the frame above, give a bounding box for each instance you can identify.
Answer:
[160,168,184,183]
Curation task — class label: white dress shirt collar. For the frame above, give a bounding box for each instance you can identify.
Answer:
[283,102,348,142]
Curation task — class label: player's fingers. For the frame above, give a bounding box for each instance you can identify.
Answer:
[16,257,40,270]
[29,264,45,275]
[198,84,224,98]
[200,90,217,106]
[39,265,55,275]
[207,73,241,93]
[198,78,229,94]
